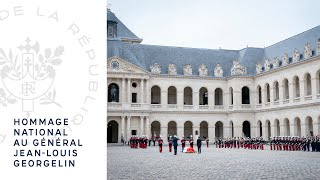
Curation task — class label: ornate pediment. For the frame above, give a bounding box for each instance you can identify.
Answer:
[107,57,147,74]
[168,64,177,75]
[282,53,289,66]
[231,61,246,75]
[256,64,262,74]
[273,57,280,68]
[264,58,271,71]
[304,42,312,59]
[183,64,192,76]
[198,64,208,76]
[293,48,300,63]
[150,63,161,74]
[214,64,223,77]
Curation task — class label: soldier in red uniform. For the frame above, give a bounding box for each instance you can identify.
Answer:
[168,136,173,152]
[158,136,163,153]
[181,136,186,152]
[189,135,194,148]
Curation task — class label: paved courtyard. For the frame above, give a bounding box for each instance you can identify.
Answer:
[107,144,320,180]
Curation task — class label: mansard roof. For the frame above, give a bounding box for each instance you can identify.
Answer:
[264,26,320,60]
[107,10,320,77]
[107,10,142,42]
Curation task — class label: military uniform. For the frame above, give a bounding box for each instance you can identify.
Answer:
[181,138,186,152]
[158,138,163,153]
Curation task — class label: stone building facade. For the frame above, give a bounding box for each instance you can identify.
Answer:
[107,10,320,143]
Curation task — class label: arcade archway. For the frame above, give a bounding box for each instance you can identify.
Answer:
[242,121,251,138]
[107,120,119,143]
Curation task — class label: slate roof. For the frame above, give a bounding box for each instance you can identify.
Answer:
[107,10,320,77]
[107,10,141,41]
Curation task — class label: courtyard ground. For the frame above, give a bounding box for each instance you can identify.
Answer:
[107,144,320,180]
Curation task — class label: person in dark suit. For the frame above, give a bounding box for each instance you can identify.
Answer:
[197,136,202,154]
[172,135,180,155]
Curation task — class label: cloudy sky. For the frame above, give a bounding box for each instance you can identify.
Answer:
[108,0,320,50]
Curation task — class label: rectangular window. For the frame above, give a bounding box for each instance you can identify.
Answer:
[132,130,137,135]
[132,93,137,103]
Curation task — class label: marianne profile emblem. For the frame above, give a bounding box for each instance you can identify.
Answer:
[0,38,63,113]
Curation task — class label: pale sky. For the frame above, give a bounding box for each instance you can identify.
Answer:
[108,0,320,50]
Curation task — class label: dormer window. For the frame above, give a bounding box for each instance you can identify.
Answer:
[108,26,114,37]
[107,21,117,38]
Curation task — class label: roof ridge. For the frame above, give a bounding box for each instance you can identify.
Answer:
[266,25,320,49]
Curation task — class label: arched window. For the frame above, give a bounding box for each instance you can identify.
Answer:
[265,84,270,102]
[229,87,234,105]
[257,86,262,104]
[215,88,223,105]
[283,79,289,100]
[168,86,177,104]
[215,121,223,138]
[183,87,193,105]
[151,86,161,104]
[200,121,208,139]
[199,87,208,105]
[293,76,300,98]
[273,81,279,101]
[108,83,119,102]
[305,73,312,96]
[241,86,250,104]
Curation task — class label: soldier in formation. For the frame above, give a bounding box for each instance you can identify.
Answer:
[189,135,194,148]
[270,136,320,152]
[181,136,186,152]
[168,136,173,152]
[158,136,163,153]
[216,137,265,150]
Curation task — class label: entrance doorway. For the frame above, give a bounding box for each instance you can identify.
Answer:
[107,120,119,143]
[242,121,251,138]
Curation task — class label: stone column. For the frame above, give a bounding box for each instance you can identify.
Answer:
[290,122,295,136]
[279,84,284,105]
[121,116,125,137]
[193,125,200,139]
[122,78,126,103]
[140,116,144,135]
[177,125,184,139]
[288,82,293,102]
[161,90,167,107]
[311,78,317,98]
[140,79,144,103]
[146,117,150,137]
[193,91,199,110]
[251,125,256,138]
[127,79,131,103]
[313,118,319,136]
[233,90,241,109]
[146,80,150,104]
[301,122,307,137]
[127,116,131,139]
[223,92,228,107]
[261,88,265,107]
[300,80,305,98]
[223,125,230,138]
[161,126,168,144]
[262,125,268,140]
[280,124,285,136]
[177,90,184,109]
[271,125,276,138]
[208,91,215,108]
[208,126,215,143]
[234,125,242,137]
[270,87,274,103]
